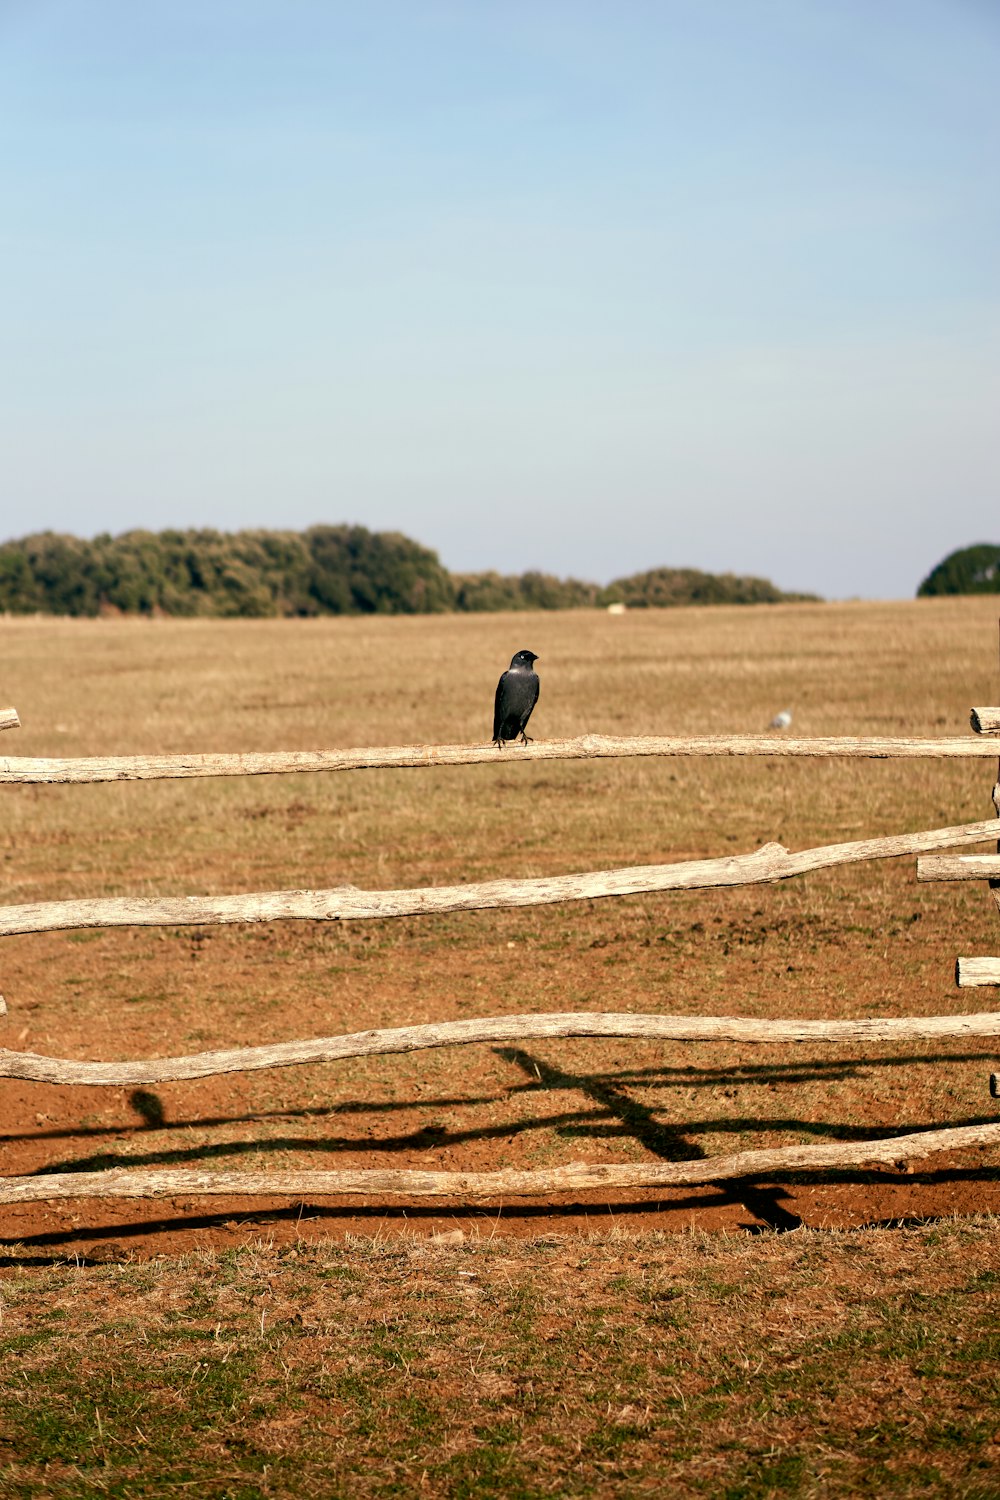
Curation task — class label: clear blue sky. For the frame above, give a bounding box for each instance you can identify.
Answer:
[1,0,997,599]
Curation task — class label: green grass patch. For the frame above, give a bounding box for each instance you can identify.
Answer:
[7,1224,999,1495]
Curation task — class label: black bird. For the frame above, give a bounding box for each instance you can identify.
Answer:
[492,649,540,748]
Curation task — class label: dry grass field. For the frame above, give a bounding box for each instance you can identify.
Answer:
[2,597,1000,1496]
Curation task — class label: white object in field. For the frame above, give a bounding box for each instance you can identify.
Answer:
[770,709,792,730]
[606,601,627,615]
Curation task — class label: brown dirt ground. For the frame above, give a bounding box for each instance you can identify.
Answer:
[2,602,1000,1261]
[4,915,1000,1263]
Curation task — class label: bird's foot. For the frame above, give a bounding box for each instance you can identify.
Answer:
[519,733,533,745]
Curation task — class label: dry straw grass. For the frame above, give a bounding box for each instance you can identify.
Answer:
[2,1222,999,1495]
[2,599,1000,1187]
[3,596,999,892]
[2,598,1000,1493]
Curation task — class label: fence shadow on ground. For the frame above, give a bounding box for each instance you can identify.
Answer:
[2,703,1000,1223]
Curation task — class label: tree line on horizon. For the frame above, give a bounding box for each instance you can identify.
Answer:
[0,525,819,618]
[917,543,1000,597]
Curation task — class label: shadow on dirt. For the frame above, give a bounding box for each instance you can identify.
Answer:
[5,1046,997,1257]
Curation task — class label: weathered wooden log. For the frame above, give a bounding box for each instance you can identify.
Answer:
[4,818,1000,938]
[971,708,1000,734]
[3,1121,999,1204]
[2,732,999,787]
[5,1008,1000,1087]
[955,959,1000,987]
[917,855,1000,882]
[0,708,19,735]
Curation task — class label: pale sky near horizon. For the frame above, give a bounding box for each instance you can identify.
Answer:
[1,0,997,600]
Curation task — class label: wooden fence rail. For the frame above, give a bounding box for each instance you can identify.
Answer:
[3,692,1000,1213]
[5,817,1000,938]
[5,1009,1000,1087]
[918,855,1000,882]
[4,730,1000,786]
[4,1120,1000,1205]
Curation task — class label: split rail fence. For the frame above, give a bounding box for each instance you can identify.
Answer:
[2,688,1000,1212]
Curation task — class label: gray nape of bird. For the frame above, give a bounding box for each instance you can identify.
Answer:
[769,709,793,730]
[493,649,540,747]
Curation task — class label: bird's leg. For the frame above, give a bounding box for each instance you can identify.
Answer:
[519,732,533,745]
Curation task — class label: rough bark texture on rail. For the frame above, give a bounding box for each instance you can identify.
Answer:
[917,855,1000,882]
[0,708,20,735]
[3,1121,1000,1204]
[3,818,999,939]
[2,732,999,786]
[6,1008,1000,1086]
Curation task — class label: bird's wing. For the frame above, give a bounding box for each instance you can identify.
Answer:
[493,672,509,739]
[511,672,539,728]
[524,674,540,726]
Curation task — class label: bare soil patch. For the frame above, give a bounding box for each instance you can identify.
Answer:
[2,600,999,1259]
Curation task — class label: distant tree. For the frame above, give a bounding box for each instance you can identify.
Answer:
[304,526,455,614]
[603,566,817,608]
[6,533,103,615]
[917,544,1000,596]
[452,571,524,612]
[516,570,600,609]
[453,570,599,611]
[0,538,45,611]
[93,530,177,614]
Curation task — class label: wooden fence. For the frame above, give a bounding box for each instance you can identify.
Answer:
[2,693,1000,1211]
